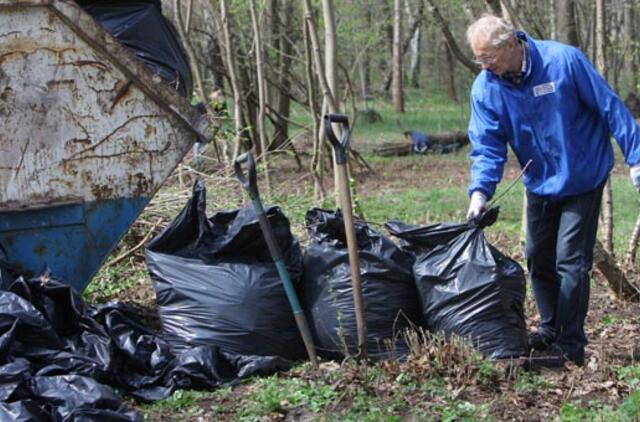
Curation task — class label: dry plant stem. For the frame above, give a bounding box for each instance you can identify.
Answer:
[249,0,272,200]
[106,218,163,267]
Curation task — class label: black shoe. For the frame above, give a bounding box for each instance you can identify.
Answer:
[523,344,568,368]
[562,348,585,367]
[528,331,553,351]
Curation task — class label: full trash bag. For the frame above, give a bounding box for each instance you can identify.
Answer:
[79,0,193,97]
[0,273,288,420]
[302,209,422,360]
[386,212,528,359]
[145,180,306,361]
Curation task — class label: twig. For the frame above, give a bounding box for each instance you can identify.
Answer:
[106,218,163,267]
[489,159,532,207]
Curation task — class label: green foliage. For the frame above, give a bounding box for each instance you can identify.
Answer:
[238,375,339,420]
[83,262,145,303]
[439,400,491,422]
[559,393,640,422]
[602,314,627,327]
[618,390,640,420]
[618,366,640,389]
[514,372,552,393]
[140,389,212,418]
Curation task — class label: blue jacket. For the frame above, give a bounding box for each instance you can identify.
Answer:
[468,33,640,200]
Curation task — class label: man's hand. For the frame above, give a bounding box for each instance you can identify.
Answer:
[631,164,640,192]
[467,191,487,221]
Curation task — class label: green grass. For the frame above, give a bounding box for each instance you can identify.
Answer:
[352,89,470,145]
[559,391,640,422]
[87,87,640,421]
[513,372,552,393]
[618,365,640,389]
[287,88,470,147]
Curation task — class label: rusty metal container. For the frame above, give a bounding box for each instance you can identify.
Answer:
[0,0,205,291]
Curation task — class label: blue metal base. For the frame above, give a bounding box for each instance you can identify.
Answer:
[0,197,149,292]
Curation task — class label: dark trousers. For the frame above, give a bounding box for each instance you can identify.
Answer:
[525,184,604,360]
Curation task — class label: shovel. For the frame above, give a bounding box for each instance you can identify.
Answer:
[324,113,367,357]
[234,152,319,369]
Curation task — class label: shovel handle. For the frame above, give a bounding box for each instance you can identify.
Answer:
[234,152,259,200]
[324,114,350,165]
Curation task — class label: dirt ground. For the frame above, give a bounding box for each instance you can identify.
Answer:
[114,147,640,420]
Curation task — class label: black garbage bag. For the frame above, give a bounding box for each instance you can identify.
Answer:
[145,180,306,361]
[0,274,288,420]
[386,214,528,359]
[302,209,422,360]
[79,0,193,97]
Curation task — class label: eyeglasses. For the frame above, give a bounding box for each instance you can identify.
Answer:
[472,54,499,65]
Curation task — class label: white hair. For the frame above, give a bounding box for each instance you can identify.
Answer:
[466,14,516,48]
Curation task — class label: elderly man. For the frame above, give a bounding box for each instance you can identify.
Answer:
[465,15,640,366]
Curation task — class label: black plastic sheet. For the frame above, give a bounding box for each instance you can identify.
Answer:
[145,180,306,361]
[302,209,422,360]
[0,275,288,420]
[79,0,193,97]
[386,218,528,359]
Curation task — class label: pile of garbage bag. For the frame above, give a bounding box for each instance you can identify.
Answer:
[0,267,287,421]
[386,211,529,359]
[145,180,306,361]
[302,209,422,360]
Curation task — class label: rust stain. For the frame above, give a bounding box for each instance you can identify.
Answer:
[33,245,47,256]
[144,124,157,138]
[46,79,74,89]
[0,86,12,101]
[109,79,132,112]
[69,138,92,146]
[129,172,150,196]
[90,183,114,200]
[63,114,161,162]
[67,60,110,71]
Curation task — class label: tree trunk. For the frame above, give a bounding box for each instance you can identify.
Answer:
[173,0,205,102]
[302,0,337,111]
[249,0,272,199]
[625,214,640,267]
[425,0,480,75]
[595,0,614,256]
[409,28,421,89]
[304,20,325,204]
[271,2,294,150]
[593,240,640,302]
[220,0,244,161]
[557,0,580,47]
[392,0,404,112]
[624,0,638,94]
[444,42,457,102]
[484,0,502,16]
[321,0,342,202]
[373,131,469,156]
[549,0,557,39]
[382,0,424,92]
[405,0,421,88]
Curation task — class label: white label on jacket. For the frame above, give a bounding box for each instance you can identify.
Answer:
[533,82,556,97]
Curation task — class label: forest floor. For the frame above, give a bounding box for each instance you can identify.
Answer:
[87,135,640,421]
